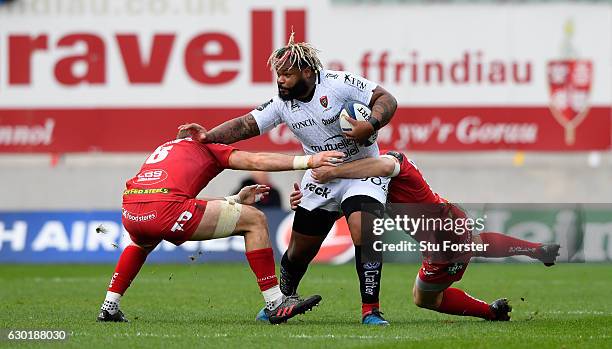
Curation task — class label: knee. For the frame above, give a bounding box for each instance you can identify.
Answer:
[412,287,425,308]
[252,208,268,229]
[242,206,267,231]
[412,287,438,310]
[413,295,429,309]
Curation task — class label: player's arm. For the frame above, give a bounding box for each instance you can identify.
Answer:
[343,86,397,142]
[369,85,397,129]
[199,185,271,205]
[311,154,401,183]
[228,150,344,172]
[179,113,260,144]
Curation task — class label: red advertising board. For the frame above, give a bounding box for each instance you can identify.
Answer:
[0,106,609,152]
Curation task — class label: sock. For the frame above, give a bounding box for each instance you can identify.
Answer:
[362,302,380,316]
[279,252,308,297]
[107,245,148,295]
[474,232,542,258]
[355,245,383,314]
[245,248,283,310]
[102,245,148,314]
[437,287,493,320]
[101,291,122,315]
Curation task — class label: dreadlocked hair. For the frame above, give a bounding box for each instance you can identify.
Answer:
[267,31,323,73]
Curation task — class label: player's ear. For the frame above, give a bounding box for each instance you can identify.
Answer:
[302,66,313,79]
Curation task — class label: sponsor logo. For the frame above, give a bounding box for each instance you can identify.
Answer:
[304,183,331,198]
[123,188,169,195]
[325,73,339,79]
[171,210,193,232]
[135,169,168,185]
[508,246,536,254]
[364,270,379,296]
[108,272,119,288]
[446,262,465,275]
[291,118,316,130]
[355,104,370,119]
[290,100,300,111]
[547,60,592,145]
[0,119,55,146]
[256,99,273,111]
[311,135,359,157]
[363,261,381,270]
[121,209,157,222]
[275,212,355,264]
[320,95,328,108]
[322,113,340,126]
[546,20,594,146]
[343,73,367,90]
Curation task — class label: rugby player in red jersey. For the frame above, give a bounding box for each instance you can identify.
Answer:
[97,126,344,324]
[304,150,561,321]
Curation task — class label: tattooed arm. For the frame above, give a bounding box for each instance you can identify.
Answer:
[369,85,397,128]
[205,113,261,144]
[342,85,397,143]
[180,113,260,144]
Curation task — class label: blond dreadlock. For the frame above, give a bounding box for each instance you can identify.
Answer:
[267,31,323,73]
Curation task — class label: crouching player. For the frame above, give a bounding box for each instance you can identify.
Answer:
[97,126,344,324]
[306,150,561,321]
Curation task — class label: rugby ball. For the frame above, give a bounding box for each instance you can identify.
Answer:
[339,100,378,146]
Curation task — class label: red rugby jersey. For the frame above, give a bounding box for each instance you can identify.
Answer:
[384,151,444,205]
[123,138,236,203]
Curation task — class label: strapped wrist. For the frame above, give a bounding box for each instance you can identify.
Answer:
[293,155,312,170]
[224,194,241,204]
[368,117,381,131]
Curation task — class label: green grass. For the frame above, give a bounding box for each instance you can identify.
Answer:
[0,263,611,348]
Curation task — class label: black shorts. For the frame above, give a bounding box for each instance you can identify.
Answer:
[292,195,385,237]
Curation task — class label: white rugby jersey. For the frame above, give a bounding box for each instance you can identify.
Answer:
[250,70,380,162]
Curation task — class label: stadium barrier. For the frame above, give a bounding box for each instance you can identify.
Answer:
[0,205,610,263]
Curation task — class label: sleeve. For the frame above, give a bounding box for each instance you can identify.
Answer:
[206,143,238,169]
[250,98,283,134]
[327,70,378,105]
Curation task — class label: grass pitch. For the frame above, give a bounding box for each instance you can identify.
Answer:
[0,263,610,348]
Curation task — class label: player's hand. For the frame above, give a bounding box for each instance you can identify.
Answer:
[289,182,302,210]
[311,165,338,184]
[341,116,375,145]
[177,123,209,143]
[238,184,270,205]
[308,151,344,168]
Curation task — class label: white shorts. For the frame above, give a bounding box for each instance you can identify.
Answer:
[298,169,389,212]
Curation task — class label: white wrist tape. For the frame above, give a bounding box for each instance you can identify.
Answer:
[380,155,401,177]
[224,194,241,204]
[293,155,312,170]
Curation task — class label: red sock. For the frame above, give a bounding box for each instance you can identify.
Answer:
[437,287,492,319]
[362,302,380,317]
[108,245,148,295]
[245,248,278,291]
[475,232,541,258]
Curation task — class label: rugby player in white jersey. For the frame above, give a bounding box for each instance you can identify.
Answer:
[180,34,397,325]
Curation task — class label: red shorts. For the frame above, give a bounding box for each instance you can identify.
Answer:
[416,203,472,288]
[121,199,207,246]
[417,260,470,286]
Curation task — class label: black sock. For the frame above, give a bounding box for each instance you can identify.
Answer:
[355,245,383,304]
[279,252,308,296]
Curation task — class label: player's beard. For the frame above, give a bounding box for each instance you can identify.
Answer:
[278,78,309,101]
